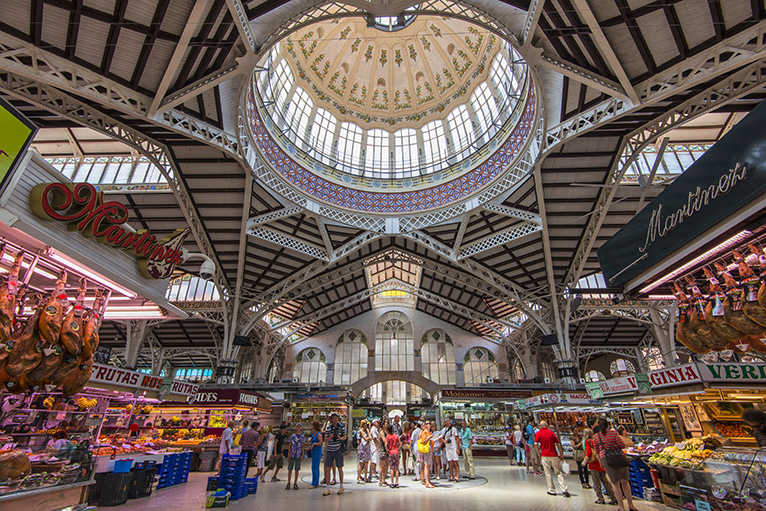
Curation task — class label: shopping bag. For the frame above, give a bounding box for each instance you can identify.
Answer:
[560,461,570,475]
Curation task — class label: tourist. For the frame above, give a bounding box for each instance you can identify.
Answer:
[392,414,403,436]
[617,426,634,448]
[431,421,444,480]
[309,422,323,488]
[254,425,269,480]
[369,419,380,481]
[216,421,234,470]
[378,420,390,487]
[573,430,591,489]
[240,420,260,476]
[285,423,305,490]
[505,426,515,465]
[593,418,634,511]
[417,421,435,488]
[322,413,347,496]
[400,422,412,475]
[535,421,570,497]
[386,424,401,488]
[264,423,287,482]
[743,409,766,446]
[586,426,616,505]
[513,424,526,466]
[443,417,460,482]
[460,419,475,479]
[411,421,422,481]
[357,419,371,483]
[524,419,540,474]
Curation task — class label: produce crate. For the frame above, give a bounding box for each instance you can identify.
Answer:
[217,454,248,500]
[156,452,193,489]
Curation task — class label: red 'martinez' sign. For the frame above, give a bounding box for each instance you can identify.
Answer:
[649,363,702,389]
[30,182,189,279]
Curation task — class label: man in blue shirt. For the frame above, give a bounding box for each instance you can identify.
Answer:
[460,419,475,479]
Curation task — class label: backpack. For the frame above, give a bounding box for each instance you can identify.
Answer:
[417,432,431,454]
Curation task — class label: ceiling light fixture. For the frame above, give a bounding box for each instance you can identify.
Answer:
[639,230,752,294]
[49,250,138,298]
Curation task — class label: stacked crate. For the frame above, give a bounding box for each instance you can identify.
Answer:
[157,452,193,489]
[217,454,248,501]
[629,458,653,499]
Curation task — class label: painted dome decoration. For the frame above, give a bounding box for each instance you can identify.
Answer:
[245,14,539,216]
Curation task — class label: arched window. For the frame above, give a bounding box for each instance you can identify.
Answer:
[463,347,498,386]
[375,311,414,371]
[421,329,456,385]
[610,359,636,376]
[362,381,427,405]
[333,329,368,385]
[365,129,390,175]
[421,120,448,172]
[337,122,363,173]
[284,87,314,145]
[470,82,499,143]
[585,370,606,383]
[293,348,326,383]
[447,104,475,161]
[510,357,525,382]
[308,108,337,164]
[394,128,418,177]
[270,59,293,112]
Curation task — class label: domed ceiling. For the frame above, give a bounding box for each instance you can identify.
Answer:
[281,16,501,129]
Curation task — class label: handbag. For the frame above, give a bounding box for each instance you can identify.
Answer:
[599,432,629,468]
[417,433,431,454]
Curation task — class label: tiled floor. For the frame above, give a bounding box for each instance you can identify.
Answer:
[103,458,666,511]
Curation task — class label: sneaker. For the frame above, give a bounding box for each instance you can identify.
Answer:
[563,491,571,498]
[595,500,606,505]
[272,477,280,482]
[547,491,557,496]
[337,488,344,495]
[583,484,592,489]
[323,489,331,496]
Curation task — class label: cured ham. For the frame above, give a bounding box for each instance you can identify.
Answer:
[56,292,101,397]
[0,252,23,344]
[701,268,742,350]
[673,282,708,353]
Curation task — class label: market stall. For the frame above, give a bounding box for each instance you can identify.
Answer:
[283,392,350,433]
[438,388,531,456]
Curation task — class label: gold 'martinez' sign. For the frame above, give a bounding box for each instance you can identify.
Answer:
[30,182,189,279]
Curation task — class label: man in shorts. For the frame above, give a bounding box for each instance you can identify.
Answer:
[254,425,268,479]
[369,419,380,480]
[323,413,347,495]
[286,423,305,490]
[265,424,288,482]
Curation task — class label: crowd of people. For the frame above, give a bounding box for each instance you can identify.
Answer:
[354,415,476,489]
[221,412,638,508]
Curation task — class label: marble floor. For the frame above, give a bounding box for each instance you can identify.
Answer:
[102,458,666,511]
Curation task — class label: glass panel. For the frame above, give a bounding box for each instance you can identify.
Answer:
[365,129,390,176]
[337,122,363,174]
[421,120,448,172]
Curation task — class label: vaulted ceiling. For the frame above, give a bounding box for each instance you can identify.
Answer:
[3,0,766,368]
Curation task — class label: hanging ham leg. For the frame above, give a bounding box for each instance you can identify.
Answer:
[0,252,23,345]
[55,292,101,396]
[701,267,742,350]
[673,282,708,353]
[0,307,42,390]
[25,273,68,389]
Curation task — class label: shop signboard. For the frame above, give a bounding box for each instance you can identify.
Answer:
[29,182,190,279]
[188,388,270,408]
[0,96,37,197]
[516,392,595,409]
[598,98,766,288]
[441,388,534,400]
[649,363,702,389]
[698,362,766,383]
[89,363,199,396]
[586,374,650,399]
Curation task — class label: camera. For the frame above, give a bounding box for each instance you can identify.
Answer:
[199,258,216,280]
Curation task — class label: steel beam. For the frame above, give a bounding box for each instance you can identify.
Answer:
[571,0,640,104]
[248,225,329,261]
[149,0,214,116]
[224,0,258,54]
[521,0,545,48]
[246,207,305,229]
[158,62,242,114]
[457,221,542,259]
[563,58,766,287]
[535,52,631,101]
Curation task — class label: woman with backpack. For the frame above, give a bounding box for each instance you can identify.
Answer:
[417,422,435,488]
[593,418,635,511]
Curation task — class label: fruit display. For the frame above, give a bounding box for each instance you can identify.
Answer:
[75,398,97,410]
[716,422,749,438]
[626,441,668,456]
[648,438,715,469]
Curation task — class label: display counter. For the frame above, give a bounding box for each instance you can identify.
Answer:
[0,479,94,511]
[650,444,766,511]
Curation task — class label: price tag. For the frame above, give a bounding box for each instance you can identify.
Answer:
[695,499,711,511]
